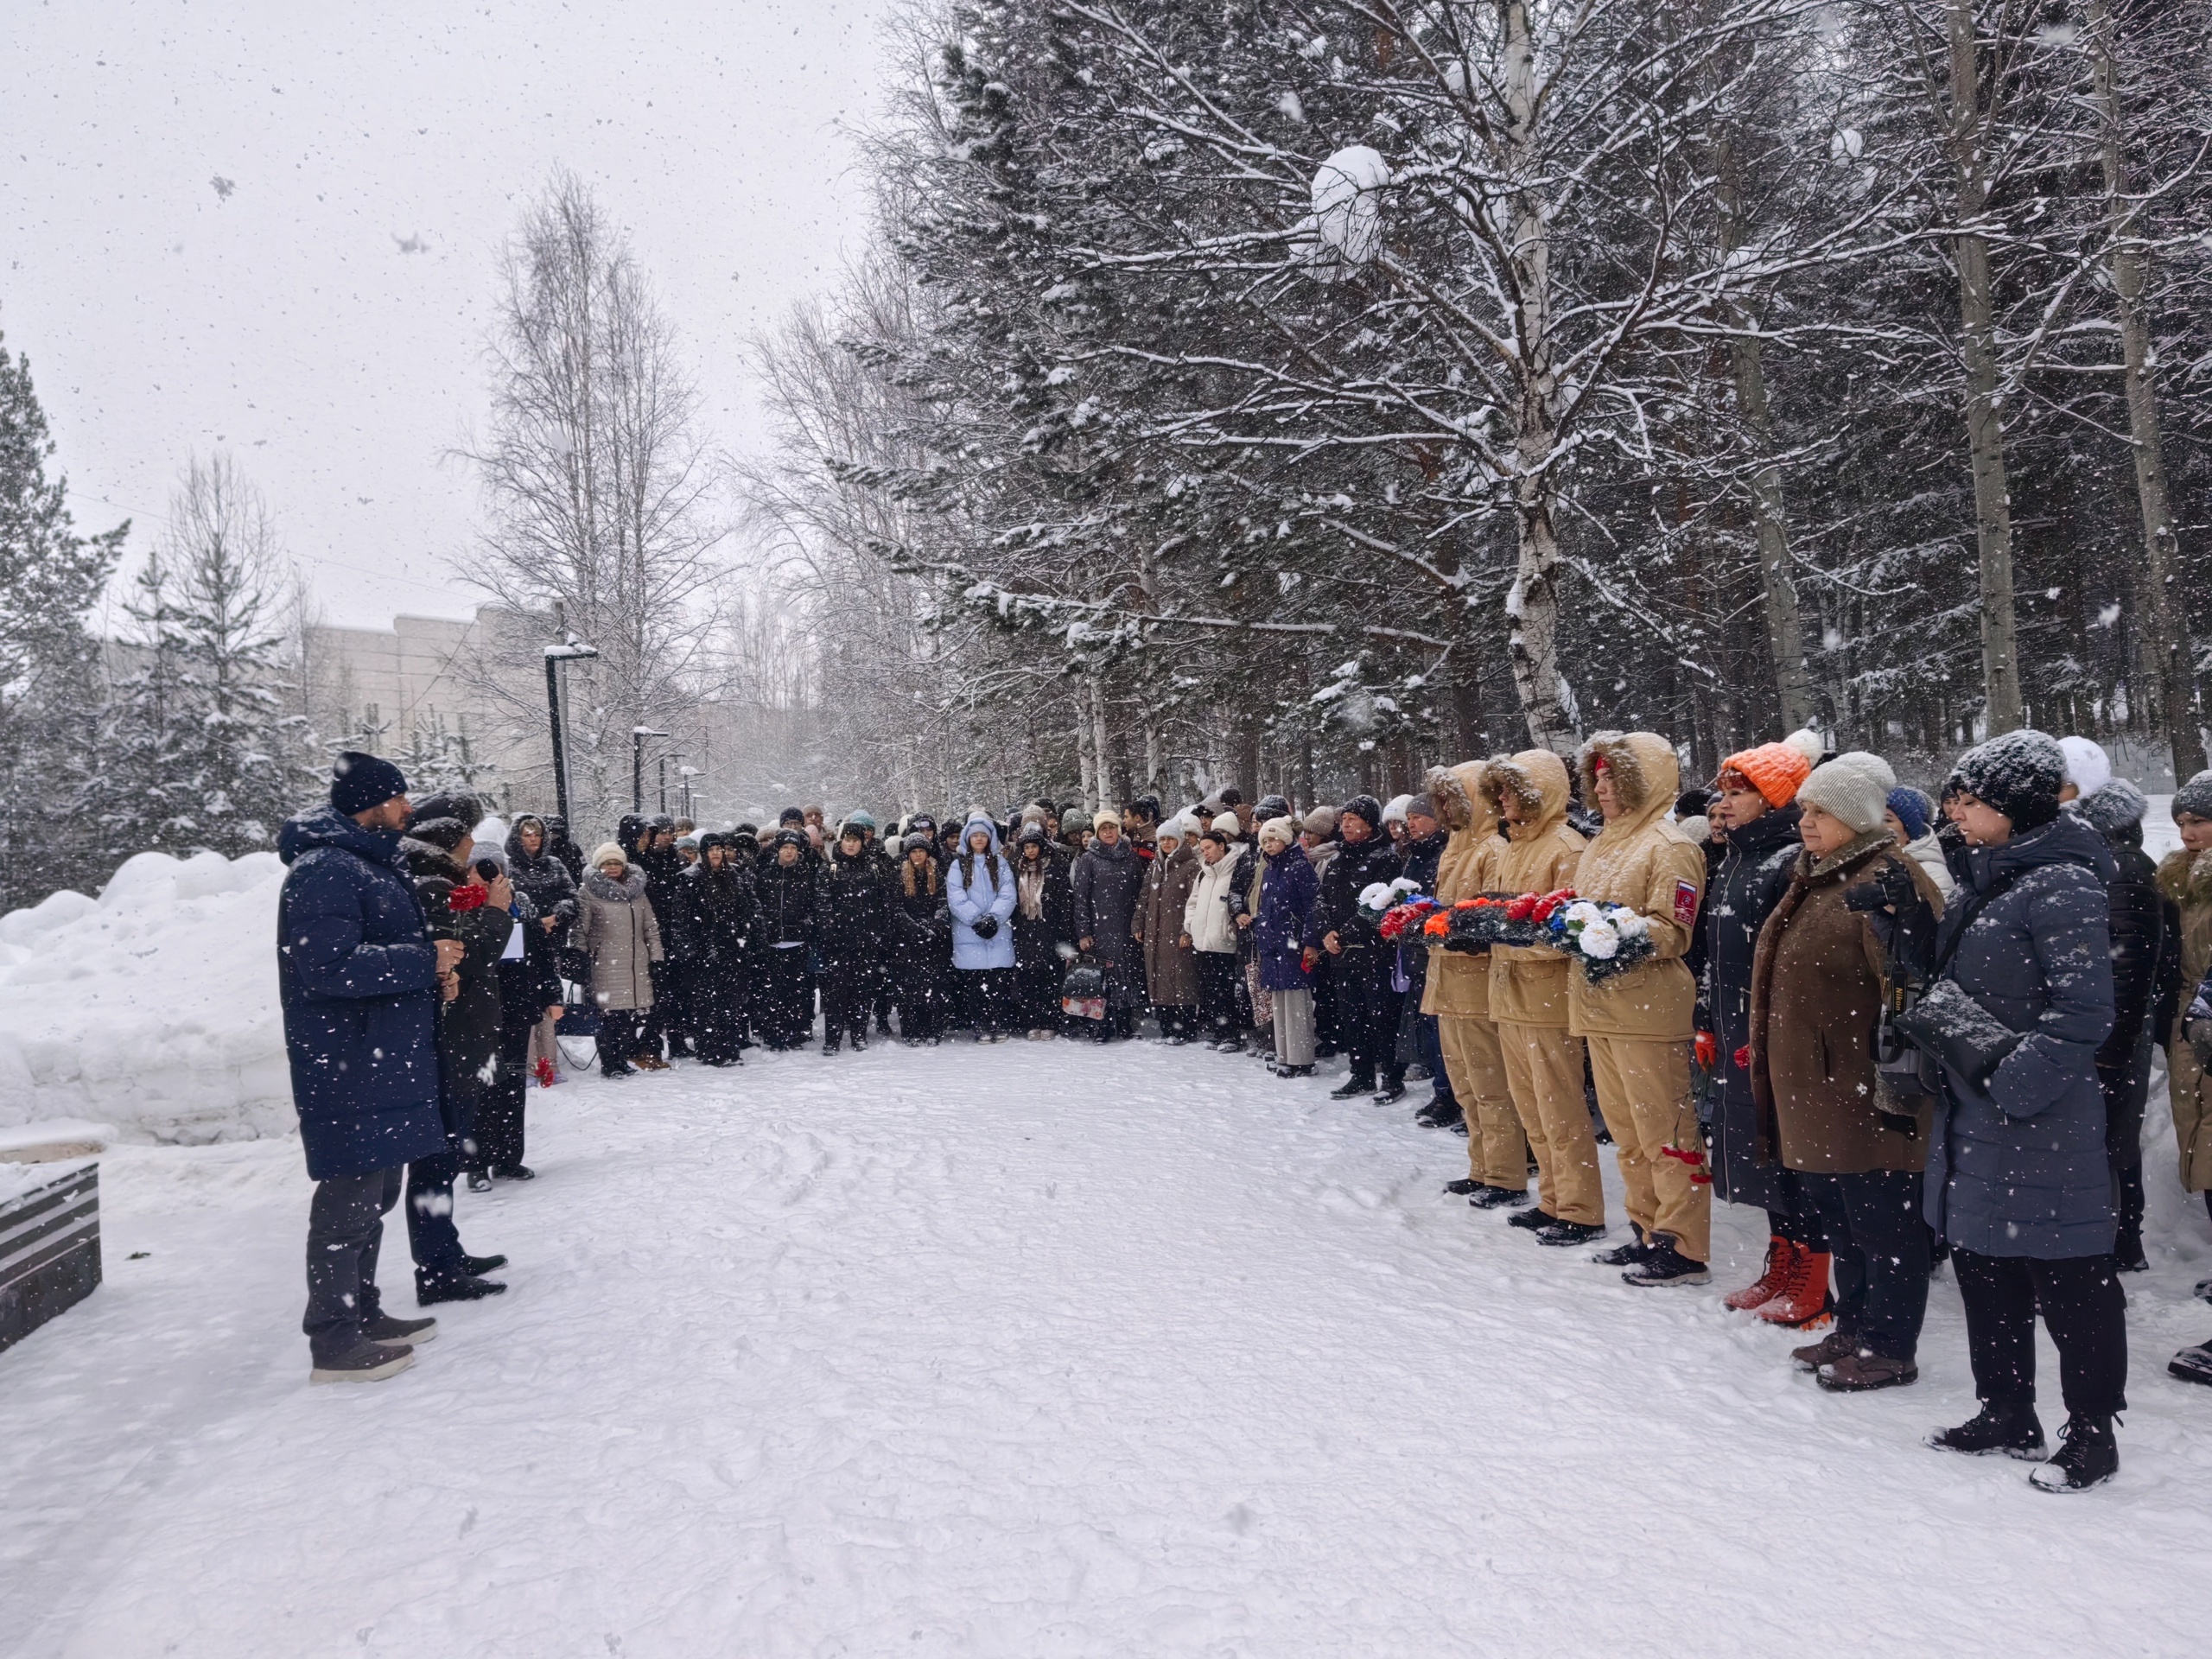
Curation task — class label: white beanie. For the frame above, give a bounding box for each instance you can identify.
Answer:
[1211,810,1242,837]
[2057,734,2113,799]
[1796,751,1897,837]
[1258,815,1296,849]
[1382,793,1414,825]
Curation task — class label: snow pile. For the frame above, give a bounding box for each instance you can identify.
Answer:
[0,851,291,1146]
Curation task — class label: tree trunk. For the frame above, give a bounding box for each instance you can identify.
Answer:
[1712,133,1815,734]
[2088,0,2205,779]
[1088,671,1116,808]
[1501,0,1579,757]
[1948,0,2023,736]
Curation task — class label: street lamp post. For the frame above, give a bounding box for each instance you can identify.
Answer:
[543,639,600,828]
[677,765,700,822]
[632,726,669,814]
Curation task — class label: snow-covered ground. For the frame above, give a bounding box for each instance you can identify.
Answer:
[6,1039,2212,1658]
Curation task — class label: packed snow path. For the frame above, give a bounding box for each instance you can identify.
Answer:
[8,1040,2212,1657]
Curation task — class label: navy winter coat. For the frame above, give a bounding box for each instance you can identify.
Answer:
[275,805,448,1181]
[1700,804,1802,1210]
[1924,813,2118,1259]
[1254,849,1320,993]
[1072,836,1144,967]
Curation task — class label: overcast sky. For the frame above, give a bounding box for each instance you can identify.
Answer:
[2,0,899,630]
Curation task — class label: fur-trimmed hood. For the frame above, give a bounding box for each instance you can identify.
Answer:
[583,867,650,904]
[2160,846,2212,906]
[1479,749,1573,842]
[1424,761,1488,834]
[1577,731,1681,836]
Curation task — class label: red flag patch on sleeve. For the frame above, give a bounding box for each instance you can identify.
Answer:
[1673,880,1700,925]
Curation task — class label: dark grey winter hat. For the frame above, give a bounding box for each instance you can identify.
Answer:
[1946,730,2066,831]
[2176,769,2212,823]
[331,750,408,816]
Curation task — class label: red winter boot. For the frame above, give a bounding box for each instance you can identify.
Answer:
[533,1057,557,1089]
[1754,1244,1833,1328]
[1724,1236,1792,1312]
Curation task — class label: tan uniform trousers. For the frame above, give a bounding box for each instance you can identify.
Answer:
[1497,1021,1602,1226]
[1440,1015,1527,1190]
[1586,1034,1711,1262]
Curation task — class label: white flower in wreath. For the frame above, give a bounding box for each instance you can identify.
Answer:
[1563,900,1604,928]
[1579,918,1621,958]
[1358,881,1398,912]
[1612,910,1650,938]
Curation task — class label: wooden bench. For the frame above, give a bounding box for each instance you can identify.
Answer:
[0,1159,101,1355]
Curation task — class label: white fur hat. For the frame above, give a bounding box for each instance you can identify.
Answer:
[1797,751,1897,837]
[2057,735,2113,798]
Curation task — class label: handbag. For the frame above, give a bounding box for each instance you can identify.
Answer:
[1061,956,1107,1023]
[1886,869,2024,1098]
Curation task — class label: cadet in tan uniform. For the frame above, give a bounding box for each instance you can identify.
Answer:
[1568,731,1713,1285]
[1422,762,1526,1202]
[1478,751,1600,1237]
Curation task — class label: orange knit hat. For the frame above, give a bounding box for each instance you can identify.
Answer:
[1715,729,1823,809]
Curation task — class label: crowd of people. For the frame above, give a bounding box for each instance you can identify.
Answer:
[271,731,2212,1496]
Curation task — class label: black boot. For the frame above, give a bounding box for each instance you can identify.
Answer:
[1620,1235,1712,1287]
[416,1273,507,1306]
[1371,1078,1408,1105]
[1506,1205,1558,1231]
[1592,1225,1650,1267]
[823,1033,842,1056]
[1442,1178,1483,1197]
[1413,1096,1464,1129]
[1469,1185,1530,1210]
[2113,1228,2147,1274]
[1330,1073,1376,1100]
[1927,1401,2046,1460]
[2029,1414,2118,1492]
[1534,1218,1607,1247]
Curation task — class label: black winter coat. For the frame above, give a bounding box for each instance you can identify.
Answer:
[275,806,448,1181]
[753,856,821,950]
[403,837,510,1135]
[1071,837,1144,965]
[817,846,890,964]
[677,862,759,969]
[1700,804,1802,1209]
[1013,849,1077,969]
[1314,834,1404,952]
[495,891,563,1021]
[2099,823,2167,1068]
[891,859,952,958]
[506,818,580,933]
[1396,827,1450,996]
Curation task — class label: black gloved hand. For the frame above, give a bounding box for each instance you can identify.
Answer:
[971,914,999,940]
[1892,980,2022,1094]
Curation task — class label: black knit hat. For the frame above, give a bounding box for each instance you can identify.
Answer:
[1340,793,1383,832]
[331,751,408,816]
[1947,730,2067,832]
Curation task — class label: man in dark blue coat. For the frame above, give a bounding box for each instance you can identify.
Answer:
[276,752,454,1383]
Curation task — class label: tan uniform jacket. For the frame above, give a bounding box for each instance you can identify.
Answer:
[1422,760,1502,1017]
[1484,749,1587,1030]
[1567,733,1706,1042]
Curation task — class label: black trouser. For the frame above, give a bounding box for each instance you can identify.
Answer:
[1196,952,1240,1041]
[957,967,1011,1034]
[468,1006,535,1174]
[693,960,747,1062]
[758,947,815,1047]
[1952,1248,2128,1417]
[1417,1014,1454,1106]
[1797,1169,1930,1360]
[598,1008,646,1074]
[820,957,871,1042]
[405,1150,466,1282]
[1154,1002,1194,1039]
[1334,948,1404,1085]
[303,1166,404,1361]
[1014,956,1062,1033]
[1312,954,1339,1054]
[897,964,947,1040]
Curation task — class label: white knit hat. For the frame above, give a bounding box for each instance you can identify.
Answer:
[2057,734,2113,798]
[1796,751,1897,836]
[1382,793,1414,825]
[1211,810,1242,836]
[589,842,627,869]
[1258,815,1296,849]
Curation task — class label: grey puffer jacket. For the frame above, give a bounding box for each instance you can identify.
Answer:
[1924,813,2116,1259]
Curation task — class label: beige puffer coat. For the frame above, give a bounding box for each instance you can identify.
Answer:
[1567,731,1707,1041]
[1421,760,1503,1017]
[1483,750,1588,1029]
[577,867,665,1011]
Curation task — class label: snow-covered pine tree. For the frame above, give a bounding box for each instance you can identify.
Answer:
[0,330,129,908]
